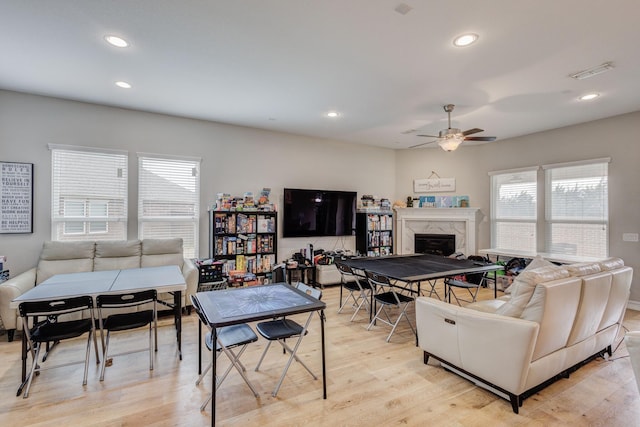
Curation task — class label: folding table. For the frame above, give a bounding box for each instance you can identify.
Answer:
[11,265,186,395]
[192,282,326,427]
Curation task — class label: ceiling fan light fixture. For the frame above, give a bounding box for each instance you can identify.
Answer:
[438,136,464,152]
[453,33,478,47]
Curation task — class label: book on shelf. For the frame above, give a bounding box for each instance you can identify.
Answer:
[257,215,275,233]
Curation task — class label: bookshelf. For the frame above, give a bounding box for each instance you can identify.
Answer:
[356,211,393,257]
[208,210,278,278]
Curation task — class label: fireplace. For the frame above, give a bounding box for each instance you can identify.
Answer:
[415,234,455,256]
[394,208,482,256]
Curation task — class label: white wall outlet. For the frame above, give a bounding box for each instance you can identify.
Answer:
[622,233,639,242]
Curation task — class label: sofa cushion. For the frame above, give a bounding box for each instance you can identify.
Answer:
[565,262,601,277]
[598,257,624,271]
[504,256,554,294]
[40,241,95,260]
[495,265,570,318]
[36,241,96,284]
[94,240,141,271]
[141,238,184,268]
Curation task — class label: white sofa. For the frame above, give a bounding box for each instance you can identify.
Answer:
[0,239,198,341]
[416,257,633,413]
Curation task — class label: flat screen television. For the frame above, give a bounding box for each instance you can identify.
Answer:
[283,188,357,238]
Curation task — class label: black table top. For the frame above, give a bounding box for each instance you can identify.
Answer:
[340,253,501,282]
[193,282,326,328]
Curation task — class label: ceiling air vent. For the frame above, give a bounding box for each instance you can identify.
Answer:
[569,62,614,80]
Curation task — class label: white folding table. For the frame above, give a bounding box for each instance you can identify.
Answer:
[11,265,186,394]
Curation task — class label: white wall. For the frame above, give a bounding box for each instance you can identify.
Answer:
[2,89,638,303]
[395,111,640,302]
[0,90,396,274]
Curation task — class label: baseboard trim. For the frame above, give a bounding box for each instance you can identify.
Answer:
[627,300,640,311]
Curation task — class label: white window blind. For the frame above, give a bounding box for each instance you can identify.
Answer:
[138,154,200,258]
[544,160,608,258]
[50,145,128,241]
[490,168,537,252]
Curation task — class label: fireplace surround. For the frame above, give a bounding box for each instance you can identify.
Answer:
[394,208,482,256]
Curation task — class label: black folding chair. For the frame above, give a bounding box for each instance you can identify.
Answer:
[18,295,98,398]
[335,262,372,321]
[254,282,322,397]
[191,295,259,411]
[365,270,415,343]
[444,274,487,305]
[96,290,157,381]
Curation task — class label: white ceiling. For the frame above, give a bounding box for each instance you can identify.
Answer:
[2,1,640,149]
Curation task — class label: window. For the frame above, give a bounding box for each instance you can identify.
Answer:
[489,167,538,252]
[62,199,109,235]
[50,145,127,241]
[138,154,200,258]
[544,159,609,258]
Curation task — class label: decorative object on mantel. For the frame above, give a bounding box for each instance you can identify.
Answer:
[406,196,414,207]
[413,171,456,193]
[392,200,407,209]
[419,195,469,208]
[0,161,33,234]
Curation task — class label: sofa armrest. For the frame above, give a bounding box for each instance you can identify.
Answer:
[182,258,198,306]
[0,268,37,330]
[416,297,539,395]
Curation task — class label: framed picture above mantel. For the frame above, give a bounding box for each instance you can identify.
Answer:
[413,177,456,192]
[0,161,33,234]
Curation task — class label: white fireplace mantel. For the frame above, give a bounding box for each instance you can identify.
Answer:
[394,207,483,256]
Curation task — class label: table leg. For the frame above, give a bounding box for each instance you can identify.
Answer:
[21,331,26,381]
[17,331,28,396]
[198,318,202,375]
[174,290,182,360]
[211,327,217,427]
[320,309,327,399]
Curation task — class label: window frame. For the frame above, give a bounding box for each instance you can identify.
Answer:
[50,144,128,241]
[489,166,539,252]
[542,158,610,258]
[137,153,201,258]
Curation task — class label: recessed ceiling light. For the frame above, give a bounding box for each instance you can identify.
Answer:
[579,93,600,101]
[115,81,132,89]
[104,35,129,48]
[326,111,340,118]
[453,33,478,47]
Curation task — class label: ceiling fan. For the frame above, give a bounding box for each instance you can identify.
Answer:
[409,104,496,151]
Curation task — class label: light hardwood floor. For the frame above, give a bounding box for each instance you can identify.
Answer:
[1,283,639,426]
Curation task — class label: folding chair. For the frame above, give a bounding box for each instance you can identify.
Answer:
[365,270,415,343]
[18,295,98,398]
[191,295,258,411]
[255,282,322,397]
[444,273,486,306]
[96,290,157,381]
[335,262,372,321]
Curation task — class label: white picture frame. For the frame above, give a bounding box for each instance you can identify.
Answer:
[413,177,456,193]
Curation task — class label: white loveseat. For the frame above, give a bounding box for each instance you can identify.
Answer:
[0,239,198,341]
[416,257,633,413]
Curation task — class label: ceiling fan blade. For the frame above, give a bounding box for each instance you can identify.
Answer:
[409,139,437,149]
[462,128,484,136]
[416,134,439,138]
[464,136,496,141]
